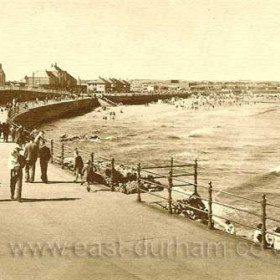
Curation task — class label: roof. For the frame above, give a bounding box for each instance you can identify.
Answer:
[122,80,130,85]
[33,70,49,78]
[46,71,57,79]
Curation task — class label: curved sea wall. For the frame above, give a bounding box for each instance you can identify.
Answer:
[11,98,100,128]
[10,92,190,128]
[8,92,192,129]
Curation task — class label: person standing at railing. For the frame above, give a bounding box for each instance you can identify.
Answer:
[38,140,51,183]
[24,136,38,183]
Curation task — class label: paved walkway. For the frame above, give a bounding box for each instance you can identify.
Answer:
[1,111,280,279]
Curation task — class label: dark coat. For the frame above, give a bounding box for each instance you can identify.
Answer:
[39,146,51,162]
[24,142,39,162]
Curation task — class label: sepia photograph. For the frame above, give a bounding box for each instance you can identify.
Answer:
[1,0,280,279]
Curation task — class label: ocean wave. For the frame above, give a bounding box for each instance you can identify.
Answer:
[269,165,280,174]
[188,128,213,138]
[167,135,180,140]
[253,108,278,116]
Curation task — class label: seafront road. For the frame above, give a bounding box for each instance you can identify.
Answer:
[0,112,280,279]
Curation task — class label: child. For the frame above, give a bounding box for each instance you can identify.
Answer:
[82,160,97,192]
[73,149,84,183]
[224,220,236,235]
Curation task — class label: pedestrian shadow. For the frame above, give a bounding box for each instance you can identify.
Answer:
[20,198,80,202]
[0,199,14,202]
[30,181,75,184]
[48,181,76,184]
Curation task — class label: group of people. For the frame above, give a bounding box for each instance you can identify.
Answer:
[0,121,31,146]
[222,220,280,250]
[8,130,52,202]
[0,121,10,142]
[253,223,280,250]
[73,149,98,192]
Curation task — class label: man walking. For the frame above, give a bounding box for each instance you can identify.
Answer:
[24,136,38,183]
[8,146,26,202]
[39,140,51,183]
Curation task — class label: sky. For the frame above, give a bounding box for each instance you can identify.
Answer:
[1,0,280,81]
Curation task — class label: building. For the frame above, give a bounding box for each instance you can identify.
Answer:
[0,64,6,86]
[49,63,77,89]
[25,70,57,88]
[25,63,77,90]
[87,78,111,93]
[109,78,126,92]
[87,77,130,93]
[121,80,131,92]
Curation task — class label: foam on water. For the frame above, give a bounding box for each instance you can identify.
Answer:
[188,128,214,138]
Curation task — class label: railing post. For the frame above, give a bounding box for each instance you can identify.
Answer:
[51,140,54,163]
[261,194,267,249]
[208,182,214,229]
[61,143,64,169]
[111,158,115,192]
[137,163,141,202]
[194,159,198,194]
[91,152,94,163]
[168,169,173,215]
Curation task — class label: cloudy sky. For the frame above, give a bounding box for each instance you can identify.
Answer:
[1,0,280,81]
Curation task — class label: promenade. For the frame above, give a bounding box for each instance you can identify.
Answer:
[1,112,280,279]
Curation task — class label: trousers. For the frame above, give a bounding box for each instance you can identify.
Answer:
[10,169,23,201]
[40,160,49,182]
[25,160,36,182]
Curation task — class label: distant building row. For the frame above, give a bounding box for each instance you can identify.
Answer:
[0,63,131,93]
[24,63,77,90]
[85,77,130,93]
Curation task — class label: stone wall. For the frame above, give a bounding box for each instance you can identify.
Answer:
[12,98,99,128]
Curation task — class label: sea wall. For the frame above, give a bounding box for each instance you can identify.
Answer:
[9,92,190,128]
[105,93,190,105]
[11,98,99,128]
